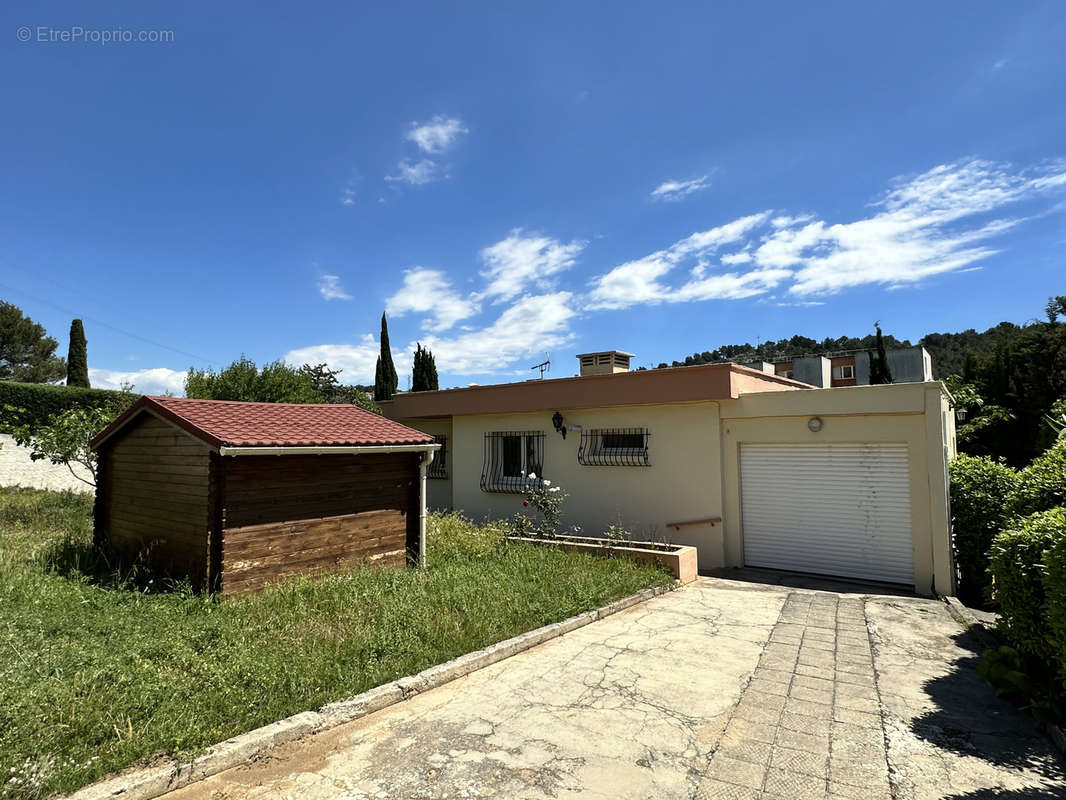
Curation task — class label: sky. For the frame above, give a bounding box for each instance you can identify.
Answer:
[2,1,1065,395]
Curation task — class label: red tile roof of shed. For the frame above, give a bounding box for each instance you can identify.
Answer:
[91,396,436,450]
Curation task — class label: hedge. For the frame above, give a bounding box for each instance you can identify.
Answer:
[1045,514,1066,687]
[949,454,1019,606]
[988,508,1066,664]
[0,381,134,433]
[1008,437,1066,519]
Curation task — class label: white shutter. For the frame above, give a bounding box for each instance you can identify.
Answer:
[740,443,913,585]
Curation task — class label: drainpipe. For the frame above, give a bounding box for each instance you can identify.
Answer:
[419,449,435,568]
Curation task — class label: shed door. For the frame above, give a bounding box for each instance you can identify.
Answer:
[740,443,913,584]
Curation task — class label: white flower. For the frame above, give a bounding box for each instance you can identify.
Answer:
[550,486,561,493]
[527,472,537,480]
[542,479,551,487]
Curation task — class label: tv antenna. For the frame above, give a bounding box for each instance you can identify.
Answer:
[531,354,551,379]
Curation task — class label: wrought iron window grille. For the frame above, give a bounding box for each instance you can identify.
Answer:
[427,435,448,479]
[480,431,545,492]
[577,428,651,467]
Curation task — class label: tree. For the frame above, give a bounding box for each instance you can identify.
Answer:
[0,301,66,383]
[1047,295,1066,324]
[374,312,398,401]
[868,323,894,385]
[299,362,379,412]
[185,357,322,403]
[412,343,439,392]
[66,319,90,388]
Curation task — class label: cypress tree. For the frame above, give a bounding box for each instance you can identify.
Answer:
[374,312,398,401]
[869,323,893,385]
[412,343,440,392]
[66,319,90,388]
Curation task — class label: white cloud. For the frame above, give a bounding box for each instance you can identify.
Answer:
[89,367,187,396]
[283,334,384,386]
[650,175,711,202]
[317,274,352,301]
[586,212,770,309]
[417,292,576,374]
[588,160,1066,308]
[386,267,479,332]
[385,159,440,186]
[406,115,468,154]
[478,230,586,303]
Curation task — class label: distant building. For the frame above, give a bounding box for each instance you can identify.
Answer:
[763,346,933,388]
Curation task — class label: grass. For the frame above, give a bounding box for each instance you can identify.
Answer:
[0,489,671,799]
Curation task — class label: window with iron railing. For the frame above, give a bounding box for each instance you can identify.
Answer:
[480,431,545,492]
[577,428,651,467]
[427,435,448,479]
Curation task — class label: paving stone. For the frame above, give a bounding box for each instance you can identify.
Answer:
[829,757,889,789]
[698,780,763,800]
[835,651,872,666]
[796,663,835,680]
[835,660,870,674]
[717,738,773,766]
[831,721,885,748]
[748,677,789,696]
[792,674,834,692]
[832,682,877,701]
[785,697,832,718]
[707,755,767,790]
[735,701,782,725]
[754,667,794,685]
[832,707,880,727]
[763,767,828,799]
[798,651,835,668]
[789,684,835,706]
[724,718,778,744]
[775,727,830,755]
[834,695,879,714]
[780,711,831,737]
[803,638,836,652]
[770,746,828,777]
[830,739,885,764]
[804,628,836,641]
[833,670,875,687]
[828,780,891,800]
[743,691,787,712]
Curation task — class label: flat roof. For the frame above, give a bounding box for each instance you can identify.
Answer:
[381,362,808,420]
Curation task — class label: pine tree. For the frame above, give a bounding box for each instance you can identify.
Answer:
[66,319,90,388]
[374,312,398,401]
[412,343,439,392]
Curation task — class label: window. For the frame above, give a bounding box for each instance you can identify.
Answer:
[781,369,794,379]
[480,431,545,492]
[578,428,651,467]
[427,435,447,479]
[832,364,856,380]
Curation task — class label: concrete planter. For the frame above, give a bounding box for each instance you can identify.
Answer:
[507,533,699,584]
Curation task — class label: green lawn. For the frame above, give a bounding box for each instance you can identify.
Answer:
[0,489,670,799]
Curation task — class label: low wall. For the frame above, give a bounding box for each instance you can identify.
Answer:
[0,434,94,494]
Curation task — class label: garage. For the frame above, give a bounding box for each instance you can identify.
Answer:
[739,442,914,585]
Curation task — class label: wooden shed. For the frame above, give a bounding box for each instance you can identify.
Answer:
[90,396,438,594]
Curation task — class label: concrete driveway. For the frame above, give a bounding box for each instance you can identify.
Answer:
[165,578,1064,800]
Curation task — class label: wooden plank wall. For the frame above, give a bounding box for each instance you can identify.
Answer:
[105,414,212,581]
[220,453,418,594]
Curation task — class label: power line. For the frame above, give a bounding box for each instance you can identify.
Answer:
[0,279,217,365]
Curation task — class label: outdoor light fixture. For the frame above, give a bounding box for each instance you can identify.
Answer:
[552,410,566,439]
[955,407,967,422]
[807,416,824,433]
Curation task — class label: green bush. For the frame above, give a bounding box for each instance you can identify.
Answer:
[1008,437,1066,518]
[0,381,133,433]
[1042,509,1066,685]
[988,508,1066,663]
[949,454,1019,606]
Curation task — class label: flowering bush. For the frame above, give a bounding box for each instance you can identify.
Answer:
[507,473,567,537]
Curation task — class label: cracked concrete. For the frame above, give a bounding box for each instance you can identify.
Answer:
[162,578,1065,800]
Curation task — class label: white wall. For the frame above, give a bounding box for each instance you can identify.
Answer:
[0,434,94,494]
[446,402,726,570]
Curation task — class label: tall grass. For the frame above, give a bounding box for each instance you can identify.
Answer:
[0,491,669,799]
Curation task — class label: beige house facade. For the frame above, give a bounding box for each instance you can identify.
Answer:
[381,360,956,596]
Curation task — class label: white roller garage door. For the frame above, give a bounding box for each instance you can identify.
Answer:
[740,443,914,584]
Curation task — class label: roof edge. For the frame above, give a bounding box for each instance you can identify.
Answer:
[90,396,224,451]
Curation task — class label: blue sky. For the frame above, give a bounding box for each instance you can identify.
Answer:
[3,1,1065,394]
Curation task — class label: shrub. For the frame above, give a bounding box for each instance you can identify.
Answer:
[1041,509,1066,684]
[1008,437,1066,518]
[949,454,1019,606]
[988,508,1066,663]
[0,381,132,434]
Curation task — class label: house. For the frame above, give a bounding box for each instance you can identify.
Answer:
[754,346,934,387]
[90,396,438,594]
[381,352,957,596]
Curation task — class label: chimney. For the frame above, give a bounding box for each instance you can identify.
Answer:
[577,350,634,377]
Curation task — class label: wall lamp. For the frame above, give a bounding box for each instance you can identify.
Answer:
[552,410,566,439]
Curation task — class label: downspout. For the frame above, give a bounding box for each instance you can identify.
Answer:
[419,449,435,568]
